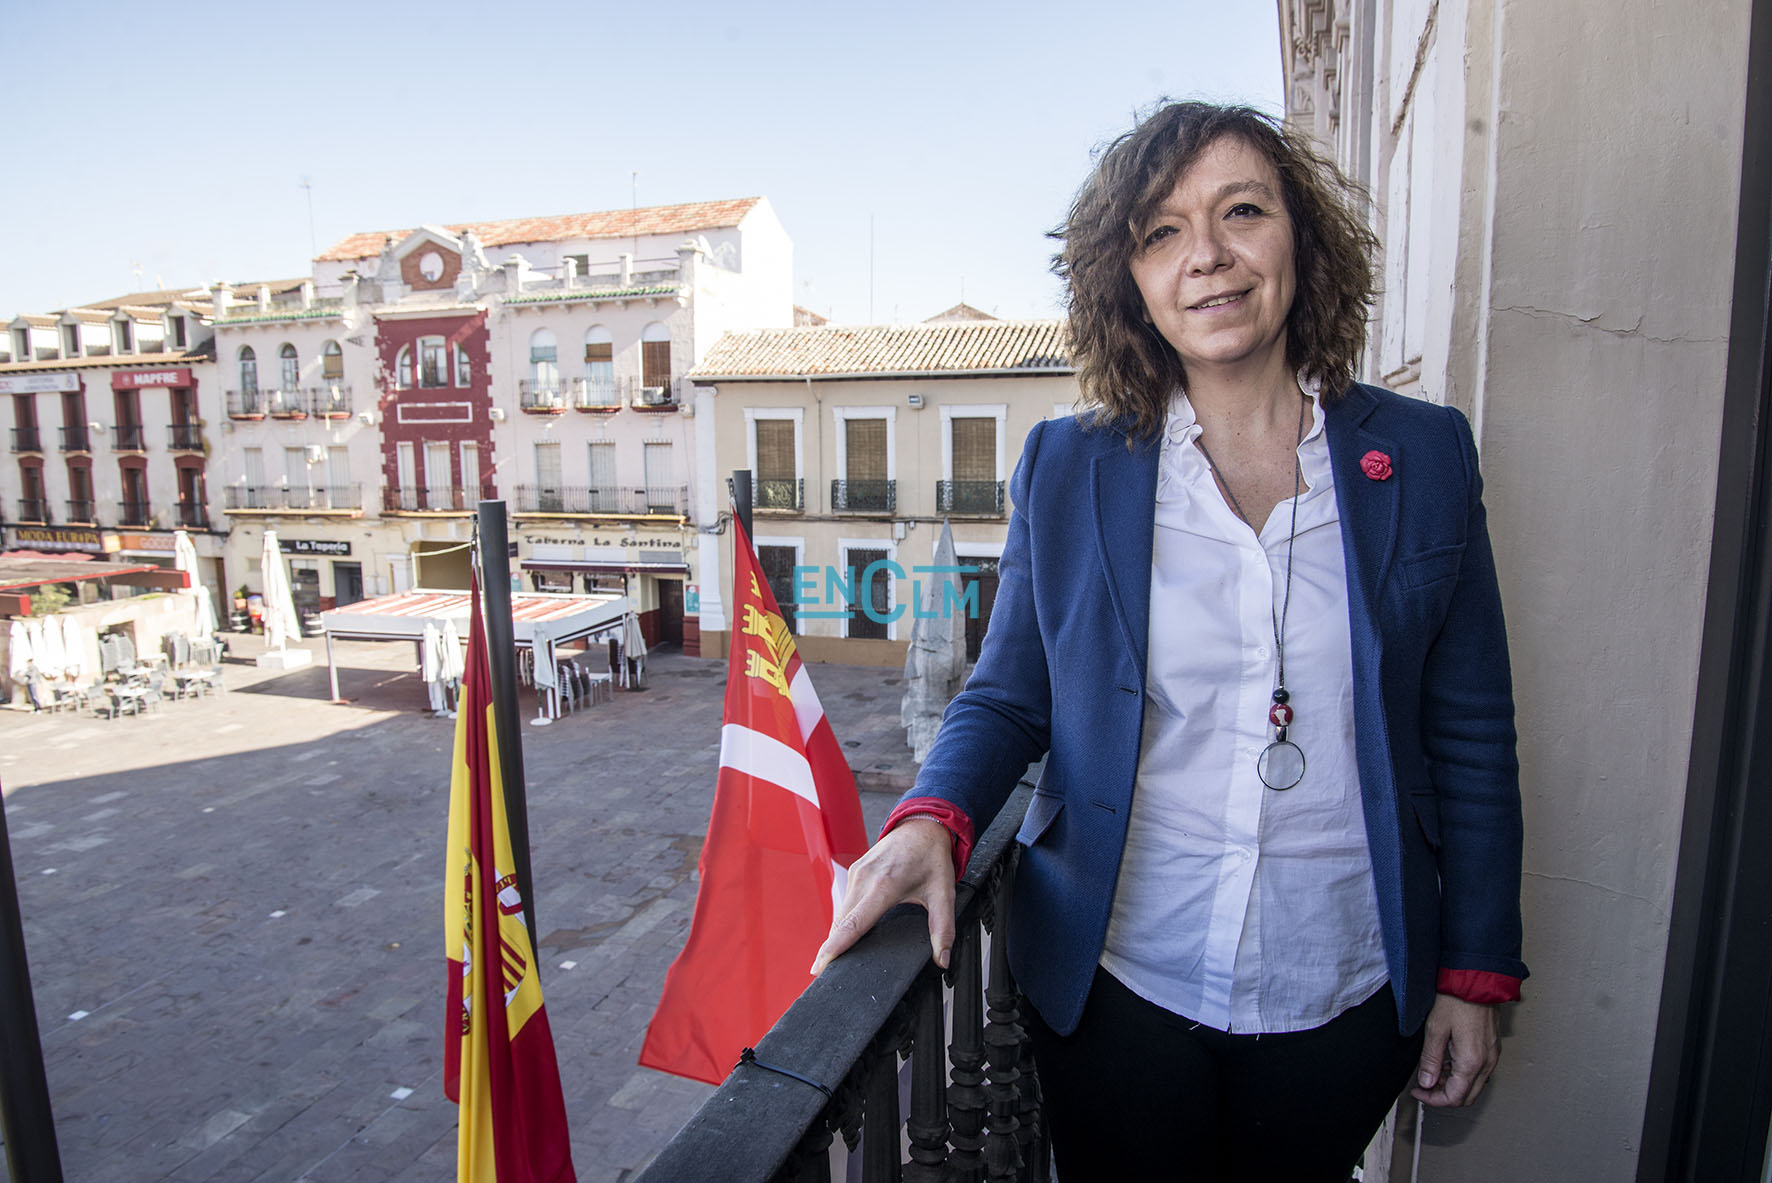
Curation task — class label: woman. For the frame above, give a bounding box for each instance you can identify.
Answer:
[812,101,1526,1181]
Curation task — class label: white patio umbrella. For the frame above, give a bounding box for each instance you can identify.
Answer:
[621,611,648,688]
[259,531,303,652]
[420,621,447,713]
[901,520,970,764]
[530,622,558,723]
[439,619,464,718]
[8,618,34,690]
[59,614,86,683]
[174,529,216,640]
[32,616,65,682]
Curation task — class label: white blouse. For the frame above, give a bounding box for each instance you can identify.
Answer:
[1097,379,1389,1034]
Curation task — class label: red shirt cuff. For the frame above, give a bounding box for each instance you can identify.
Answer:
[881,798,976,878]
[1437,968,1522,1004]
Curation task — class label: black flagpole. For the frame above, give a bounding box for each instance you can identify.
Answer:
[0,786,64,1182]
[731,470,754,549]
[475,500,538,948]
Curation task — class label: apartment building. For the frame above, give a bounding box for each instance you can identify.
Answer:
[688,316,1076,665]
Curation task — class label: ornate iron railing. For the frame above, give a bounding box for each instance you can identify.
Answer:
[65,499,95,524]
[59,425,91,452]
[15,498,49,523]
[10,426,41,453]
[937,480,1006,517]
[174,502,209,529]
[572,377,621,410]
[519,380,568,413]
[265,388,307,418]
[226,390,264,418]
[168,423,203,451]
[639,784,1048,1183]
[224,485,362,512]
[118,499,151,527]
[308,385,352,418]
[730,476,805,513]
[112,424,146,451]
[832,479,897,514]
[383,486,474,512]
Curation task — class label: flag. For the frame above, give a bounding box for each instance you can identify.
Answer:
[638,515,871,1084]
[444,574,576,1182]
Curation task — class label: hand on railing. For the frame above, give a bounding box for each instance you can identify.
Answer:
[811,817,956,975]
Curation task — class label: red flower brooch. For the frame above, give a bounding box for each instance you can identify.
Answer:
[1360,450,1393,481]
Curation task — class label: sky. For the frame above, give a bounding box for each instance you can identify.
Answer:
[0,1,1282,327]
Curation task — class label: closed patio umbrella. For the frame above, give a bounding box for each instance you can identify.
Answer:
[260,531,302,653]
[175,530,217,640]
[33,617,64,682]
[59,615,85,683]
[901,519,969,764]
[8,618,34,691]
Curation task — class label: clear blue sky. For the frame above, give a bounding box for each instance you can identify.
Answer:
[1,1,1282,326]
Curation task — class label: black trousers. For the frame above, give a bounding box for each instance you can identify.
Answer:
[1025,969,1425,1183]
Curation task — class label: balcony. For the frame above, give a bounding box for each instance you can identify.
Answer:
[307,384,352,419]
[937,480,1007,517]
[15,497,49,524]
[224,485,363,513]
[118,499,150,527]
[511,484,687,517]
[637,785,1047,1183]
[10,426,41,453]
[832,479,897,514]
[265,389,307,419]
[572,377,621,412]
[65,499,95,524]
[519,380,568,415]
[630,376,681,412]
[174,502,210,529]
[729,476,805,513]
[168,423,204,451]
[227,389,265,419]
[383,486,475,513]
[113,424,147,452]
[59,425,92,453]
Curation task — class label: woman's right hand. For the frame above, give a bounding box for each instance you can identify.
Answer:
[810,817,957,975]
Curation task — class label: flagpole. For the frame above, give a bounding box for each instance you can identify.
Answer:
[730,470,753,552]
[0,787,64,1183]
[475,499,539,947]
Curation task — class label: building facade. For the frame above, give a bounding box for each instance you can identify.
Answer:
[689,318,1076,665]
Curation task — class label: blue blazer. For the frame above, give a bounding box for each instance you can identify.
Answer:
[906,382,1527,1036]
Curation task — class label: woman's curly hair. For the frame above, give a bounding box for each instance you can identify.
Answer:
[1054,101,1378,440]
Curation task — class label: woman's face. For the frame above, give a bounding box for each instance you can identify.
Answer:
[1128,135,1297,383]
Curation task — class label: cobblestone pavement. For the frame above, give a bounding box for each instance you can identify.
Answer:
[0,634,918,1182]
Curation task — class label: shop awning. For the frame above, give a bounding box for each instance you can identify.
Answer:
[519,559,689,576]
[0,554,190,596]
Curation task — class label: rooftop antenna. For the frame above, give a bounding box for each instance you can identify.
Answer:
[300,176,317,259]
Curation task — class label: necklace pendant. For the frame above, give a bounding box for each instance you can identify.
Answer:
[1268,700,1294,729]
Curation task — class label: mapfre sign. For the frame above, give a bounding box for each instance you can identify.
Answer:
[113,368,193,389]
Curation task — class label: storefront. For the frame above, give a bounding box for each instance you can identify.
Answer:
[517,528,691,651]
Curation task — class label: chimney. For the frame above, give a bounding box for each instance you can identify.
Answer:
[211,281,234,317]
[619,253,633,286]
[255,285,271,312]
[561,256,579,285]
[300,279,315,309]
[502,254,530,293]
[342,272,360,308]
[675,240,701,288]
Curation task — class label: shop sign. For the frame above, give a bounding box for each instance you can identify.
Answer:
[0,372,80,395]
[279,538,352,556]
[114,531,177,554]
[113,367,193,390]
[9,524,115,553]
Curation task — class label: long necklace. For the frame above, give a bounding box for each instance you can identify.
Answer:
[1194,395,1308,791]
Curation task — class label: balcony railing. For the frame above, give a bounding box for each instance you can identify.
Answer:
[227,389,265,419]
[10,426,41,453]
[113,424,146,451]
[383,486,475,513]
[832,479,896,513]
[65,499,95,524]
[308,384,352,418]
[937,480,1007,517]
[174,502,210,529]
[519,380,568,414]
[223,485,363,512]
[729,476,805,513]
[638,783,1047,1183]
[59,425,91,452]
[16,498,49,523]
[630,375,681,411]
[265,389,307,418]
[572,377,621,411]
[118,500,150,527]
[168,423,203,451]
[512,484,687,516]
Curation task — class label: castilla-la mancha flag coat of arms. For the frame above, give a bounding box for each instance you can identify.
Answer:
[639,516,870,1085]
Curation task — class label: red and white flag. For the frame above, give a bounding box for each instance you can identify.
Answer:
[639,516,870,1084]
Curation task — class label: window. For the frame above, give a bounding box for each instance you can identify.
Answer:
[833,406,895,512]
[328,447,351,507]
[239,345,258,395]
[534,442,563,512]
[941,405,1008,514]
[453,343,471,387]
[425,441,453,509]
[394,345,413,388]
[63,324,80,358]
[395,442,415,507]
[322,340,343,380]
[116,319,133,354]
[844,544,893,640]
[529,329,558,391]
[643,442,674,513]
[244,447,264,491]
[11,329,28,361]
[67,463,93,519]
[588,441,617,511]
[170,316,187,350]
[120,464,149,525]
[640,323,671,393]
[285,446,309,496]
[584,327,613,400]
[177,464,205,518]
[747,408,804,511]
[756,543,801,634]
[19,464,45,520]
[418,335,447,388]
[279,343,299,390]
[460,442,480,501]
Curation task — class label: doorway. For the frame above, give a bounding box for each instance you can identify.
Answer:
[657,579,684,648]
[333,561,364,607]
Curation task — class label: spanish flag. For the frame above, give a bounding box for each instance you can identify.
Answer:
[638,515,870,1084]
[445,575,575,1182]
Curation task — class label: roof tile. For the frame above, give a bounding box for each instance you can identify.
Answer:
[689,320,1072,379]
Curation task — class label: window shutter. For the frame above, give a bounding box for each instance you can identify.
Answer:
[845,418,888,481]
[642,340,672,388]
[755,420,796,481]
[951,417,995,481]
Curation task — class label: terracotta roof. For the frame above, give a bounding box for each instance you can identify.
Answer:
[78,288,211,311]
[925,302,997,322]
[690,320,1072,380]
[64,309,112,324]
[793,305,829,327]
[316,197,763,262]
[0,346,212,375]
[13,315,57,327]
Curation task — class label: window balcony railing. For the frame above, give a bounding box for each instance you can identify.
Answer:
[59,425,92,452]
[572,377,621,411]
[168,423,203,451]
[113,424,147,451]
[16,497,49,523]
[729,476,805,513]
[308,384,352,419]
[118,499,150,527]
[383,486,475,513]
[832,479,896,514]
[224,485,363,512]
[265,389,307,419]
[65,499,95,524]
[629,375,681,411]
[10,426,41,453]
[512,484,688,516]
[937,480,1007,517]
[227,389,264,419]
[519,380,568,414]
[637,783,1048,1183]
[174,502,209,529]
